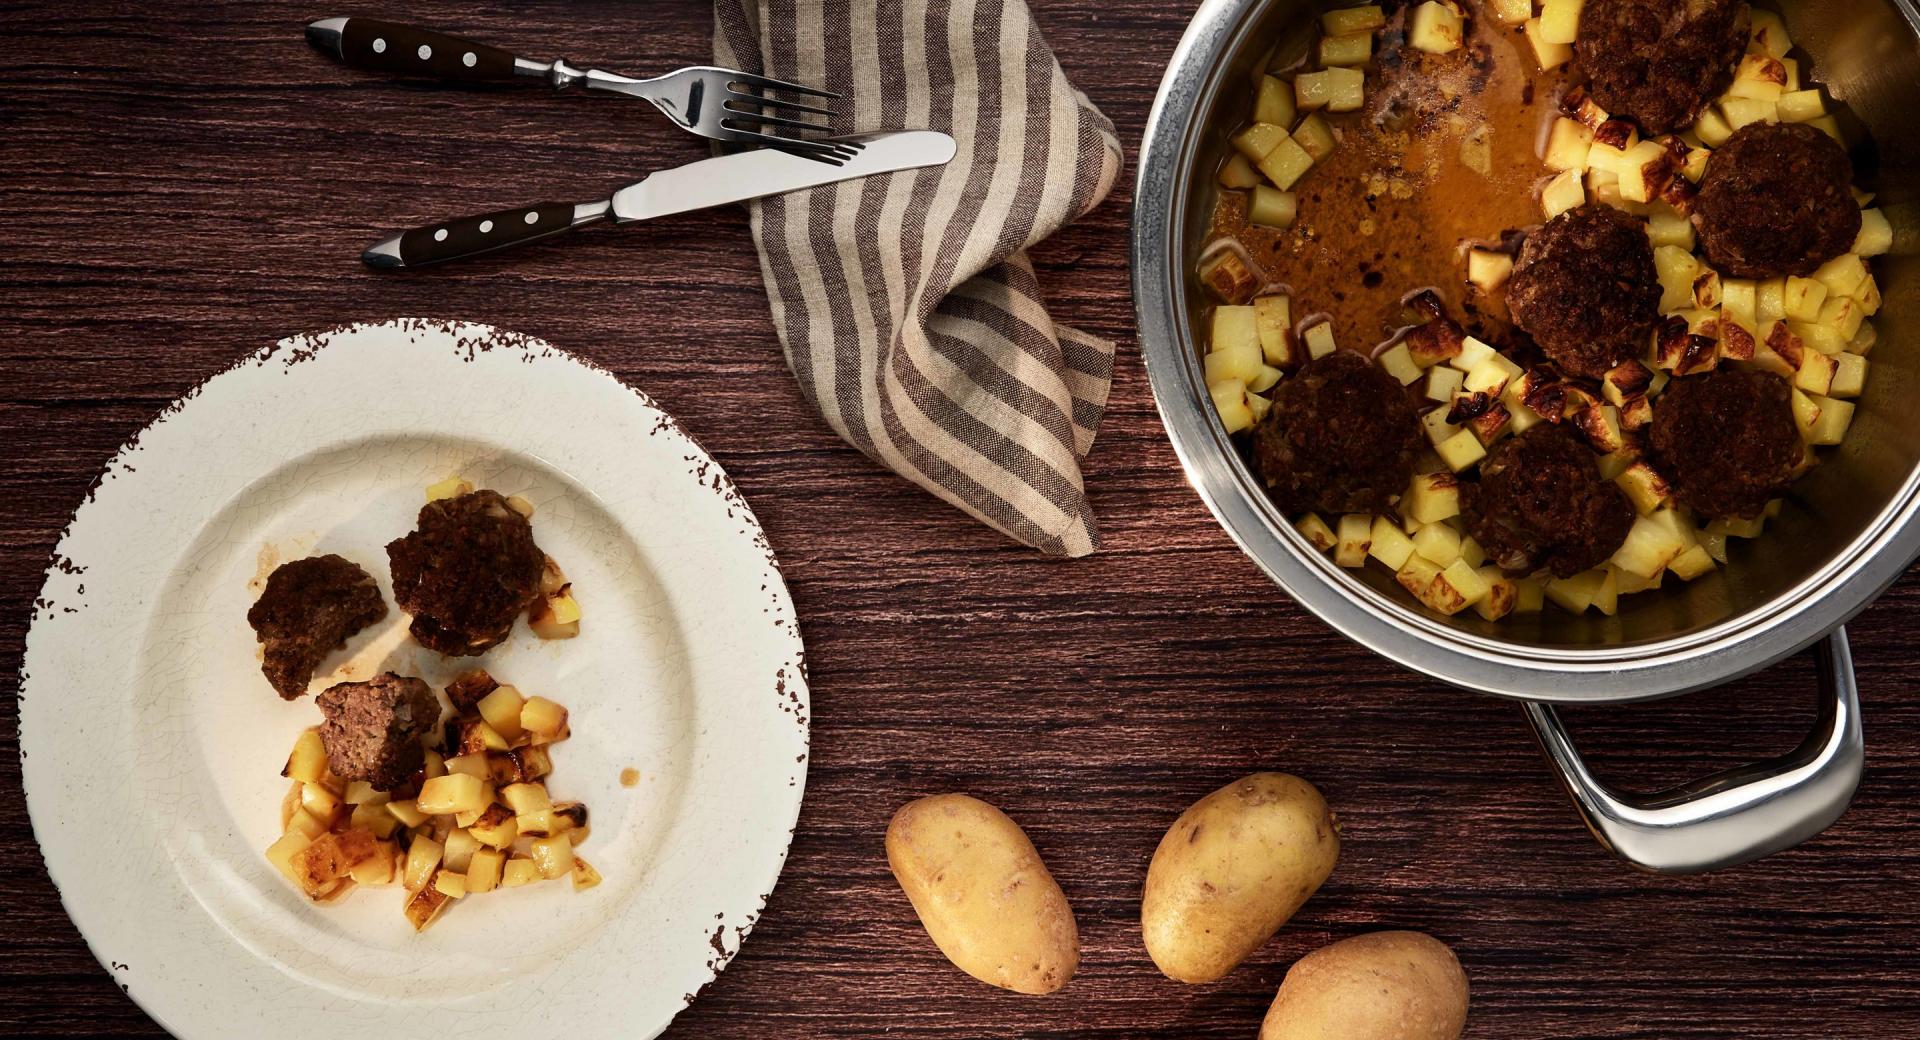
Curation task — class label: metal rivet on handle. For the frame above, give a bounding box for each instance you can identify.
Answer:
[372,38,386,53]
[433,228,448,242]
[418,44,432,59]
[524,212,539,224]
[463,52,477,68]
[479,220,493,233]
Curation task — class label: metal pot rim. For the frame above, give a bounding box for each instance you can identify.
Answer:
[1132,0,1920,703]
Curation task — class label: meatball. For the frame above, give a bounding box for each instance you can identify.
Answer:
[1694,121,1861,278]
[315,673,439,791]
[1574,0,1750,135]
[246,555,387,700]
[1252,351,1423,515]
[1506,204,1662,380]
[387,489,545,656]
[1650,368,1801,518]
[1464,426,1635,579]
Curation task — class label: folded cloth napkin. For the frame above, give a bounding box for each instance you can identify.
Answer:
[715,0,1123,557]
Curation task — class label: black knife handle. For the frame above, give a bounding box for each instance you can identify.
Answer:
[363,203,587,270]
[324,18,518,82]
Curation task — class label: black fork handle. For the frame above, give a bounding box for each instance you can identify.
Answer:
[308,17,519,83]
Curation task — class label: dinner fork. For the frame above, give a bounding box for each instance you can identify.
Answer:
[305,17,861,163]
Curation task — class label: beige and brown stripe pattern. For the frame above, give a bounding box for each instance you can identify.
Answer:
[715,0,1122,557]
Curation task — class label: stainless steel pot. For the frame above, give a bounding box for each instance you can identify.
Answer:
[1135,0,1920,873]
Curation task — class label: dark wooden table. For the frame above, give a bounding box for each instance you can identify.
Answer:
[3,2,1917,1036]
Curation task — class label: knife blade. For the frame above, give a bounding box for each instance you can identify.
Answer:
[362,130,958,269]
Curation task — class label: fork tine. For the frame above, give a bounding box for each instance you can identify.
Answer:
[722,127,862,163]
[724,92,838,120]
[725,70,842,100]
[722,112,838,136]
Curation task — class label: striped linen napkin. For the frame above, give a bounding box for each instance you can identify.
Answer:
[715,0,1123,557]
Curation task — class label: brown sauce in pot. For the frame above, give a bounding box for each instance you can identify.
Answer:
[1209,3,1570,348]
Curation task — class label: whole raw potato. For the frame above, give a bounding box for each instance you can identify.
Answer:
[886,793,1079,994]
[1260,930,1469,1040]
[1141,772,1339,983]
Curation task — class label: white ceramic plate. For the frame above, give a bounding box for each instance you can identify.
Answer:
[19,319,808,1040]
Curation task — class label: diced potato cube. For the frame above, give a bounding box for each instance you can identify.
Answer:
[1421,405,1461,446]
[1298,322,1333,361]
[522,696,569,743]
[1322,66,1366,112]
[1249,393,1271,424]
[1546,568,1606,614]
[1473,567,1518,620]
[1695,107,1735,148]
[350,800,402,839]
[1829,353,1867,399]
[1369,516,1418,570]
[403,835,444,891]
[1776,88,1825,123]
[265,830,313,887]
[1616,140,1673,203]
[465,846,505,894]
[1409,1,1466,53]
[1257,136,1317,190]
[1719,97,1777,131]
[1818,295,1865,342]
[466,803,519,848]
[1396,552,1444,597]
[1669,545,1717,581]
[572,856,603,892]
[1851,322,1878,356]
[1615,462,1672,514]
[1218,154,1261,189]
[1321,31,1374,67]
[1410,523,1461,569]
[1294,71,1334,113]
[343,780,387,806]
[289,830,379,900]
[1250,364,1283,393]
[1610,514,1689,577]
[425,475,474,502]
[1749,9,1791,58]
[1541,169,1586,219]
[348,843,397,886]
[1467,249,1513,294]
[417,773,489,816]
[531,834,576,880]
[1807,395,1855,445]
[1374,344,1419,387]
[1525,16,1572,68]
[1296,513,1338,552]
[1248,185,1298,228]
[501,781,553,816]
[444,752,487,779]
[1254,295,1293,366]
[1783,276,1828,323]
[502,857,542,888]
[402,880,451,931]
[442,826,480,873]
[1199,248,1259,303]
[1791,319,1846,357]
[1209,378,1254,433]
[1488,0,1531,24]
[1806,114,1844,144]
[1644,206,1693,250]
[386,799,429,829]
[1729,53,1788,101]
[1322,5,1386,35]
[476,685,528,743]
[1211,304,1260,357]
[1293,114,1337,162]
[282,729,327,785]
[1855,209,1893,258]
[433,869,468,900]
[1254,76,1297,128]
[1206,340,1264,387]
[1814,253,1870,299]
[1332,515,1373,568]
[1450,336,1496,373]
[1406,472,1462,524]
[1439,559,1492,608]
[1436,429,1487,472]
[1654,245,1701,313]
[1426,365,1465,403]
[1514,579,1547,613]
[1536,0,1581,43]
[1233,122,1289,161]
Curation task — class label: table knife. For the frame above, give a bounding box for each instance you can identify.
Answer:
[362,130,956,269]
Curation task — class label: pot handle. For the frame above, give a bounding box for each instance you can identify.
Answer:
[1523,628,1864,875]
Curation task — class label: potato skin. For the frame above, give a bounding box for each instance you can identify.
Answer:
[886,794,1079,994]
[1260,931,1469,1040]
[1141,772,1339,983]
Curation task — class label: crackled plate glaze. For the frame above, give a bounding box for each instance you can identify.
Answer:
[19,319,809,1040]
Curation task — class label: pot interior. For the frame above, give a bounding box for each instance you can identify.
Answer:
[1176,0,1920,652]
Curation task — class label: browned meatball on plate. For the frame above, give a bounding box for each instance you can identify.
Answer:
[1464,426,1635,579]
[1651,368,1801,518]
[1575,0,1750,135]
[387,489,546,656]
[1694,121,1861,278]
[1507,204,1663,380]
[315,673,439,791]
[246,554,386,700]
[1252,351,1423,515]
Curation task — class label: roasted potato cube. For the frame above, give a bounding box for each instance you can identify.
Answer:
[516,809,560,839]
[501,781,553,816]
[1199,248,1259,303]
[1426,366,1465,403]
[417,773,489,816]
[1537,0,1581,43]
[1435,428,1487,472]
[1409,1,1465,53]
[1320,30,1373,67]
[1488,0,1531,24]
[1610,513,1691,578]
[1719,97,1777,131]
[1302,321,1337,360]
[1377,342,1422,385]
[1254,295,1294,367]
[475,684,528,743]
[1829,353,1867,399]
[1729,53,1788,102]
[1467,249,1513,294]
[1749,8,1791,57]
[282,729,328,785]
[386,799,429,829]
[350,800,403,839]
[1296,513,1338,552]
[572,855,603,892]
[529,589,582,640]
[403,835,444,891]
[502,857,542,888]
[1248,185,1297,228]
[1254,75,1297,128]
[1334,514,1373,568]
[1219,154,1261,190]
[468,803,520,848]
[1807,395,1855,445]
[1233,122,1289,162]
[467,847,505,894]
[433,868,468,900]
[349,842,398,886]
[506,743,555,784]
[444,669,499,712]
[1257,135,1317,190]
[1292,114,1337,163]
[1694,105,1734,147]
[531,834,576,880]
[289,830,379,900]
[1776,88,1825,124]
[1616,461,1673,514]
[1210,379,1254,433]
[1545,568,1607,613]
[1322,4,1386,35]
[1545,122,1594,179]
[1524,16,1571,69]
[1855,209,1893,258]
[402,878,452,931]
[442,826,480,873]
[265,830,313,887]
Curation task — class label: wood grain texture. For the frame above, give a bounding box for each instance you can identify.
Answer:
[2,2,1917,1037]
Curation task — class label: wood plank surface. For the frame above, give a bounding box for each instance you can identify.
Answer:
[2,2,1917,1037]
